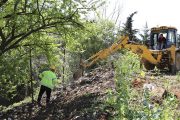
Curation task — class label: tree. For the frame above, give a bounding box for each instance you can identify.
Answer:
[139,22,150,44]
[58,19,116,73]
[121,11,138,41]
[0,0,89,55]
[0,0,100,105]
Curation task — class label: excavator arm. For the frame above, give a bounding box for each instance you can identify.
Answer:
[80,36,129,67]
[81,36,173,68]
[124,44,161,64]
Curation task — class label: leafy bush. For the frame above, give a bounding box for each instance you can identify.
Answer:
[105,51,179,120]
[105,50,140,119]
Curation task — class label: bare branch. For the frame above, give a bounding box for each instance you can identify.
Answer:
[14,0,20,12]
[3,12,35,19]
[37,0,45,25]
[4,33,26,47]
[24,0,28,12]
[0,28,6,42]
[3,21,62,52]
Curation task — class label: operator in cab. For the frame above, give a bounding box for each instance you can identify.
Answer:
[158,34,166,50]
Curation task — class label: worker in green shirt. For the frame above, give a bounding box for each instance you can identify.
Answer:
[37,65,57,106]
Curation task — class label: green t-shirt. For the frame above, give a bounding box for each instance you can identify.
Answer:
[39,70,57,89]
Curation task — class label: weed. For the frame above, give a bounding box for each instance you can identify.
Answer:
[105,51,179,120]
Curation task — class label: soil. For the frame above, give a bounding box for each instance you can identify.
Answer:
[0,67,179,120]
[0,67,115,120]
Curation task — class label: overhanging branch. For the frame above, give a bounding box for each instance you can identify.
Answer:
[3,21,65,53]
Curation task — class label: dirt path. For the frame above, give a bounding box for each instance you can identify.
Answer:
[0,67,115,120]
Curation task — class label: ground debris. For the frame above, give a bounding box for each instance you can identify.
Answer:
[132,78,146,88]
[170,86,180,101]
[1,67,179,119]
[150,87,167,105]
[0,66,115,120]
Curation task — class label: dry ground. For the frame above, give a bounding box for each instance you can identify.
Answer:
[0,67,179,120]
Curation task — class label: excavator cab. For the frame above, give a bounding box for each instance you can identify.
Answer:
[150,26,177,50]
[144,26,180,73]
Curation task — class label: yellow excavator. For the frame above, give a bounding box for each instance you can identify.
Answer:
[81,26,180,74]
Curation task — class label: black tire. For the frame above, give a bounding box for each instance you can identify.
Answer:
[175,52,180,71]
[169,64,176,75]
[156,64,166,70]
[142,58,155,70]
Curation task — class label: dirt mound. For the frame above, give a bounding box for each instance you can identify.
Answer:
[0,67,115,120]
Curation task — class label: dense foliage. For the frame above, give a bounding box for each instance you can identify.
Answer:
[0,0,85,54]
[0,0,116,105]
[0,0,95,105]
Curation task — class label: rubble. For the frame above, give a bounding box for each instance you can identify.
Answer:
[170,87,180,101]
[150,87,167,105]
[143,83,156,91]
[132,78,146,88]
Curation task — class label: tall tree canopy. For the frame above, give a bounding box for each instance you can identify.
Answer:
[139,22,150,44]
[121,11,138,41]
[0,0,89,55]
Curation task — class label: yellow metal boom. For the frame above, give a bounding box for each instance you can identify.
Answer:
[81,36,176,68]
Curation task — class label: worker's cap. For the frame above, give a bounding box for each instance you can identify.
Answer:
[50,65,56,70]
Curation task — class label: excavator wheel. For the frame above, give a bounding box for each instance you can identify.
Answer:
[169,64,176,75]
[175,52,180,71]
[169,52,180,74]
[141,58,155,70]
[156,64,166,70]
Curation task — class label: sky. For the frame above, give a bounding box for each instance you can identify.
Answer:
[96,0,180,33]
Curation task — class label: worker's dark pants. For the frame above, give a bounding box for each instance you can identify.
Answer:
[158,42,166,50]
[37,85,51,104]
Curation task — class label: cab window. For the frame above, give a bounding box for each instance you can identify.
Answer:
[168,31,175,43]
